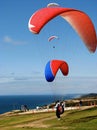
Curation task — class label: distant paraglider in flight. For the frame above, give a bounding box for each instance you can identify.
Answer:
[28,6,97,53]
[47,3,60,7]
[45,60,69,82]
[48,35,59,42]
[48,35,59,48]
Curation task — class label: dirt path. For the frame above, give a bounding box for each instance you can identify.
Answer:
[15,115,56,128]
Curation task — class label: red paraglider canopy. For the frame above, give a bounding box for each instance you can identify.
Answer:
[45,60,69,82]
[28,7,97,53]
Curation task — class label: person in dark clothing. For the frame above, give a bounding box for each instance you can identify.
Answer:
[79,100,82,107]
[55,101,61,119]
[55,101,65,120]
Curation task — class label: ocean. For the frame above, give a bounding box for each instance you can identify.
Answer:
[0,94,81,114]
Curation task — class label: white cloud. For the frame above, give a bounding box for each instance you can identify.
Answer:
[0,75,33,83]
[3,36,27,45]
[0,77,14,83]
[3,36,12,43]
[0,75,97,95]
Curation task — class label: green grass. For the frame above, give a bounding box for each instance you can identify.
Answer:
[0,107,97,130]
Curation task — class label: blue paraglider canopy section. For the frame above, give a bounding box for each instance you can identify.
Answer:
[45,61,55,82]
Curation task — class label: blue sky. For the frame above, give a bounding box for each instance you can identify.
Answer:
[0,0,97,95]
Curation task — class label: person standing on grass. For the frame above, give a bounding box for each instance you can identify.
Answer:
[55,100,65,120]
[55,100,61,120]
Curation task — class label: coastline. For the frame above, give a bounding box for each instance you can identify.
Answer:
[0,93,97,115]
[1,97,97,116]
[0,94,81,114]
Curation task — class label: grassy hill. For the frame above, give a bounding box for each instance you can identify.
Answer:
[0,106,97,130]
